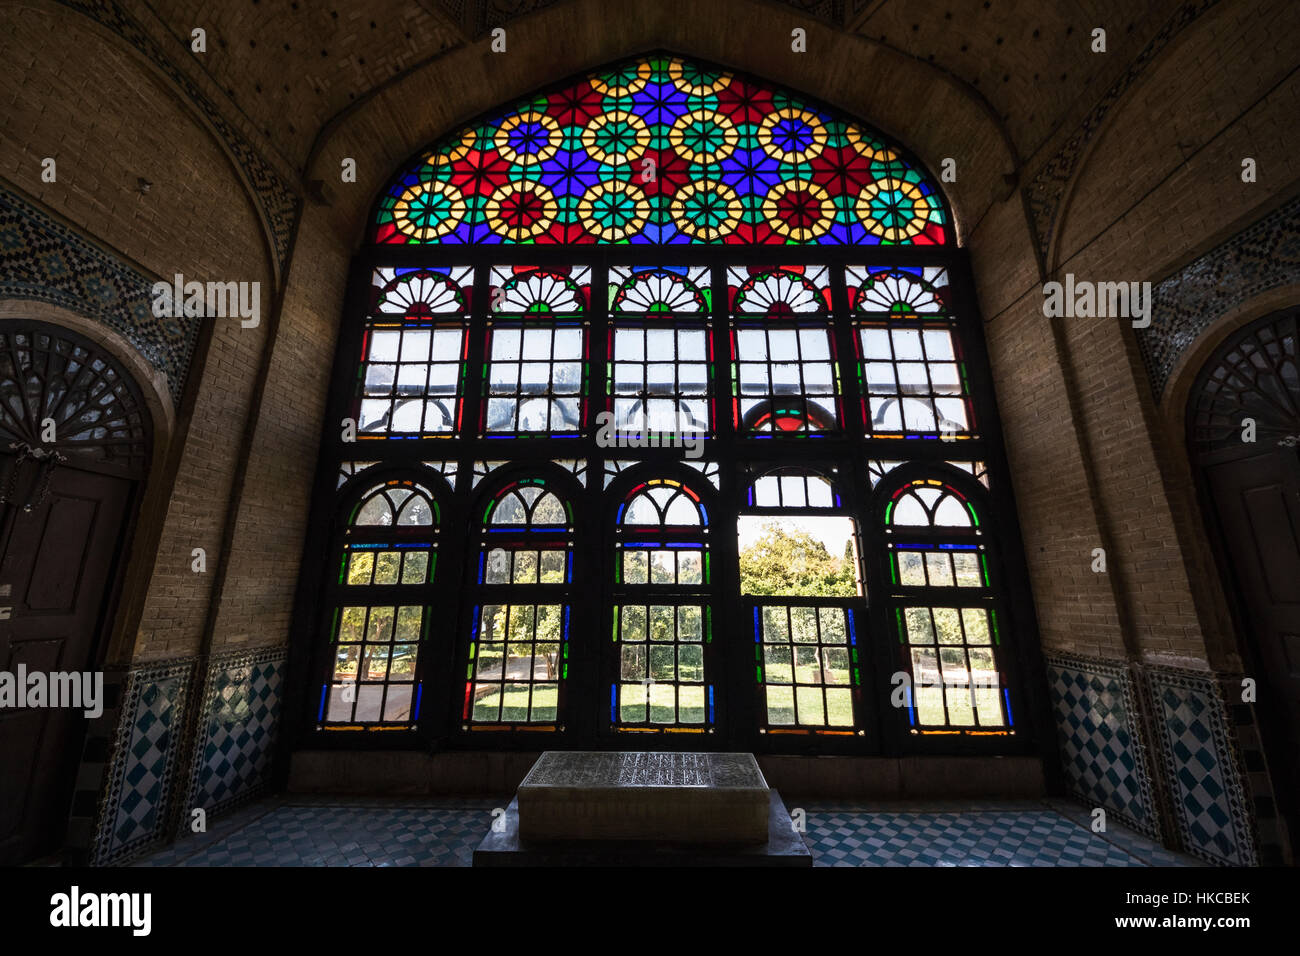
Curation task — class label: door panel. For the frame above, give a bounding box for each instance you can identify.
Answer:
[1204,451,1300,814]
[0,461,132,864]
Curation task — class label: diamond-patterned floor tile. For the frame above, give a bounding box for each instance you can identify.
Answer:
[134,795,1198,867]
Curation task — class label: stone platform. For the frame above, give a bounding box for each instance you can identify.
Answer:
[473,751,811,866]
[519,751,768,842]
[474,790,812,866]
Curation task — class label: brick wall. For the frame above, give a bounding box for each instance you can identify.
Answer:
[973,0,1300,668]
[0,3,277,663]
[205,206,349,653]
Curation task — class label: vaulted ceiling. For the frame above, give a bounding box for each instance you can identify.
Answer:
[150,0,1190,174]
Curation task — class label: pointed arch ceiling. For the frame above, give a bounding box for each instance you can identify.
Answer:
[373,54,949,246]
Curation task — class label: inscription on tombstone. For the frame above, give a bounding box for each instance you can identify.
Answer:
[517,751,770,844]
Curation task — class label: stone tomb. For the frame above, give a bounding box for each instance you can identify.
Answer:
[474,751,812,866]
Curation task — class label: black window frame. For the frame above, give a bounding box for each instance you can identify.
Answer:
[282,56,1053,762]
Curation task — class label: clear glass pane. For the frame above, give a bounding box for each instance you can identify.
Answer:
[953,552,983,587]
[678,605,702,641]
[795,685,825,725]
[766,685,795,725]
[898,551,926,586]
[346,552,374,586]
[373,551,401,585]
[338,606,366,642]
[924,552,954,587]
[623,550,648,584]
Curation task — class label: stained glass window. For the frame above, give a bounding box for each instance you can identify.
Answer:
[357,268,472,438]
[849,266,975,438]
[883,477,1010,734]
[320,480,439,728]
[373,55,948,246]
[483,266,590,436]
[304,53,1036,755]
[612,477,713,732]
[728,266,840,433]
[758,605,856,729]
[466,477,574,729]
[608,266,713,437]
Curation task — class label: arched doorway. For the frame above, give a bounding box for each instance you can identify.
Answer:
[1187,306,1300,855]
[0,320,151,864]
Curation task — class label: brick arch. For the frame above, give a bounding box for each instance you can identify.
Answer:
[1143,285,1300,674]
[0,298,176,666]
[0,299,174,446]
[305,0,1016,251]
[1161,282,1300,460]
[1045,0,1284,275]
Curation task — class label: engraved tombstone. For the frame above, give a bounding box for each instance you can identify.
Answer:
[516,751,770,844]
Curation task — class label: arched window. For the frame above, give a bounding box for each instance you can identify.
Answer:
[373,58,947,247]
[882,476,1011,733]
[297,53,1037,755]
[740,467,864,734]
[483,267,590,436]
[850,267,974,437]
[464,476,574,730]
[357,268,472,438]
[611,476,714,732]
[319,479,440,728]
[609,266,712,438]
[730,267,841,434]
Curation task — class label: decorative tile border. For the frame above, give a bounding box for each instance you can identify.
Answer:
[91,658,196,865]
[0,185,197,401]
[1140,664,1258,866]
[1225,698,1288,865]
[1026,0,1222,256]
[65,667,131,862]
[183,647,286,821]
[52,0,299,272]
[1044,653,1158,839]
[1140,194,1300,397]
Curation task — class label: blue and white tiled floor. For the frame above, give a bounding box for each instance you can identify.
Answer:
[135,795,1200,867]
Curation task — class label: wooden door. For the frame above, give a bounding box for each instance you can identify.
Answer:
[1189,308,1300,857]
[0,322,151,864]
[0,461,133,863]
[1203,452,1300,808]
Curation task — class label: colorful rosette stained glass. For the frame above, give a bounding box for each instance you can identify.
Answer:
[373,55,948,246]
